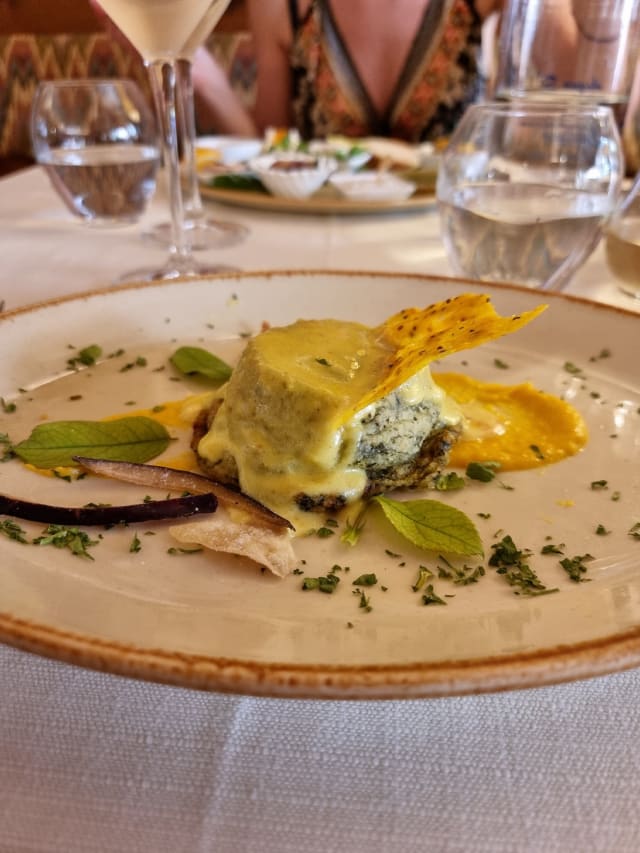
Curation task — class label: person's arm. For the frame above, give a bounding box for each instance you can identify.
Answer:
[191,46,257,136]
[247,0,296,132]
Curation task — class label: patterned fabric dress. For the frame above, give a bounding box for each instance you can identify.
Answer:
[289,0,483,142]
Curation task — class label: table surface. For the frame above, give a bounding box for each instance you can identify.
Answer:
[1,167,639,853]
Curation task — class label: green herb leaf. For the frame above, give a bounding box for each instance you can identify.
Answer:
[208,174,267,193]
[373,496,483,557]
[352,573,377,587]
[433,471,466,491]
[466,461,501,482]
[170,346,232,383]
[13,417,172,468]
[67,344,102,370]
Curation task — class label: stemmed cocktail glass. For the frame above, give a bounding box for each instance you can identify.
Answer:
[94,0,235,280]
[145,57,248,253]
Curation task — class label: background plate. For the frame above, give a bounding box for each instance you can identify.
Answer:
[0,271,639,698]
[199,184,435,215]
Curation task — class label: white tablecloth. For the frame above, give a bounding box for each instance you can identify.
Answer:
[1,167,639,853]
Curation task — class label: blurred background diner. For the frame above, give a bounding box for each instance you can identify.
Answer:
[3,0,640,175]
[0,0,502,173]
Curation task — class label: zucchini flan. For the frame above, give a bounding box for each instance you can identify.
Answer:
[192,294,546,525]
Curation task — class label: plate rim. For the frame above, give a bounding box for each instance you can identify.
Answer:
[2,269,639,699]
[3,608,640,699]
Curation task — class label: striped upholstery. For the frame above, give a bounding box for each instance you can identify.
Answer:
[0,31,256,164]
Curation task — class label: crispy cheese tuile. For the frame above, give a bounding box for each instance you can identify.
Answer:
[343,294,547,420]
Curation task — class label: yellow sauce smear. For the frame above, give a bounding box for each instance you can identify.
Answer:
[107,394,212,473]
[434,372,588,470]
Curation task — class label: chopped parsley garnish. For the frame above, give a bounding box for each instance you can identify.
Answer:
[412,566,433,591]
[66,344,102,370]
[529,444,545,461]
[559,553,594,583]
[0,432,15,462]
[493,358,509,369]
[33,525,98,560]
[167,546,203,555]
[629,523,640,541]
[563,361,583,376]
[0,519,28,543]
[541,542,565,555]
[590,480,608,490]
[130,533,142,553]
[466,461,500,482]
[421,584,447,605]
[353,589,372,612]
[352,573,377,586]
[120,356,148,372]
[1,397,16,414]
[489,535,558,596]
[315,358,331,367]
[302,574,340,593]
[595,524,611,536]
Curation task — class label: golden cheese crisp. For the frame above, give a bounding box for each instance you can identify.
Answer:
[343,294,547,421]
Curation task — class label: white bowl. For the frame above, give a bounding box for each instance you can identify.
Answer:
[328,171,417,202]
[249,152,338,199]
[196,135,263,166]
[308,140,372,171]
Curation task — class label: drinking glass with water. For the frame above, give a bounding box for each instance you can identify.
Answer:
[436,102,623,290]
[31,79,159,225]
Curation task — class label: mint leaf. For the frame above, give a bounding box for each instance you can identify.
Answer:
[13,417,171,468]
[170,346,232,383]
[373,496,483,557]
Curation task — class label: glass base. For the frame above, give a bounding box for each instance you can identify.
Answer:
[143,217,249,251]
[114,258,238,284]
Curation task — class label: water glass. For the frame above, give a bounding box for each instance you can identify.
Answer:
[436,102,623,290]
[604,170,640,298]
[496,0,640,105]
[31,79,159,225]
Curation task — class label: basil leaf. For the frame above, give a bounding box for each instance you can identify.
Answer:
[170,346,232,383]
[373,496,483,557]
[14,417,171,468]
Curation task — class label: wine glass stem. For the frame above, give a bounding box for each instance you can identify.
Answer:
[176,59,204,220]
[148,59,191,267]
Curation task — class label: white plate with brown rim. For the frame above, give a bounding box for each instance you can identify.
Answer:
[0,271,639,699]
